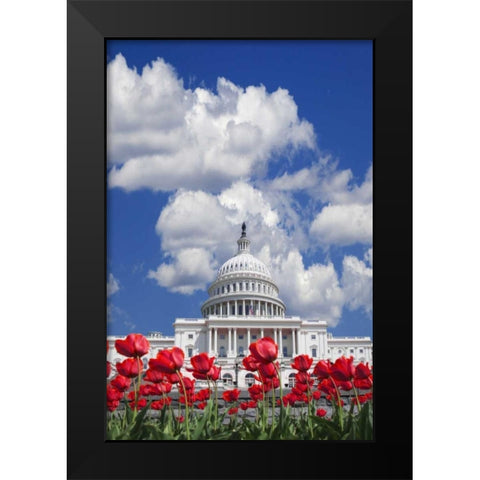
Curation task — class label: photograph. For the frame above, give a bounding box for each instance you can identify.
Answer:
[105,40,374,441]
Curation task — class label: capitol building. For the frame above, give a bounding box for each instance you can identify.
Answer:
[107,224,372,388]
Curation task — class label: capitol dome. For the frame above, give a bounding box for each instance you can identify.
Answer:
[216,252,272,281]
[200,223,286,319]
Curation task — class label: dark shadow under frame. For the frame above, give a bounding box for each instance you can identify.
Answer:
[67,1,412,479]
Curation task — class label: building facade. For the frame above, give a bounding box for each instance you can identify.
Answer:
[107,224,372,388]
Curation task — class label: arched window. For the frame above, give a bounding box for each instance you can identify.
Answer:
[238,345,244,356]
[245,373,255,387]
[223,373,233,386]
[219,346,226,358]
[288,373,296,388]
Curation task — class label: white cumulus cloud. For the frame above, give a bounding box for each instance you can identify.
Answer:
[341,253,373,314]
[107,54,315,192]
[310,203,372,246]
[147,248,216,295]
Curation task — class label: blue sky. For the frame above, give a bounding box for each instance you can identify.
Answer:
[106,40,372,339]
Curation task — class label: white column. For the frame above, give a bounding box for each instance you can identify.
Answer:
[214,327,218,354]
[279,329,283,357]
[235,300,238,316]
[207,327,211,353]
[274,328,277,344]
[243,300,245,317]
[234,328,237,355]
[292,329,296,356]
[228,328,232,356]
[219,303,222,316]
[227,302,230,316]
[261,327,264,338]
[247,328,251,346]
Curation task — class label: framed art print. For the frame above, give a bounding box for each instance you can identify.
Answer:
[68,1,412,479]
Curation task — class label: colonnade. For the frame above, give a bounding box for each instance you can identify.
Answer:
[207,326,298,358]
[202,299,285,318]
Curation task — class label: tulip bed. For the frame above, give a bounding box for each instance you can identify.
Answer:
[106,334,373,440]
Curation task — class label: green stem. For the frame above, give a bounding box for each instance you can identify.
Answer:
[306,382,314,439]
[352,383,361,414]
[177,372,191,440]
[270,385,276,433]
[274,363,284,431]
[133,357,142,420]
[214,381,219,431]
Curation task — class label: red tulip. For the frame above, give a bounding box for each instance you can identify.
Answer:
[292,386,306,397]
[195,388,211,402]
[249,337,278,364]
[248,384,264,401]
[354,362,372,380]
[115,333,150,358]
[116,357,142,378]
[187,353,215,374]
[129,398,147,411]
[139,384,158,396]
[106,385,124,402]
[316,408,327,417]
[330,356,355,382]
[296,382,310,393]
[338,381,353,391]
[228,407,238,415]
[191,365,221,381]
[107,400,119,412]
[110,375,131,392]
[143,368,166,384]
[313,360,331,379]
[151,400,166,410]
[262,376,280,391]
[223,389,241,403]
[318,378,336,395]
[178,377,195,395]
[257,361,278,379]
[291,354,313,372]
[352,394,372,405]
[354,377,373,390]
[207,365,221,381]
[242,355,259,372]
[282,393,297,407]
[176,415,184,423]
[167,373,181,384]
[197,401,207,410]
[312,390,321,400]
[240,401,249,411]
[295,371,314,386]
[149,347,184,374]
[157,381,172,394]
